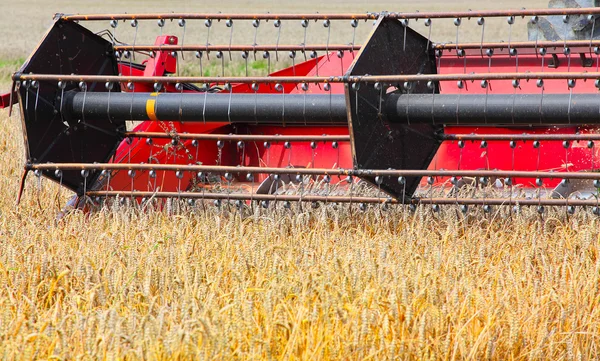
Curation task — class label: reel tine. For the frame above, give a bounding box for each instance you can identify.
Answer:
[478,17,485,57]
[226,82,233,124]
[274,19,282,61]
[425,18,432,53]
[302,19,309,61]
[205,18,212,51]
[454,17,461,56]
[33,81,40,124]
[226,18,233,61]
[324,19,331,61]
[400,18,408,52]
[252,18,260,46]
[351,18,358,51]
[507,15,514,53]
[178,18,186,60]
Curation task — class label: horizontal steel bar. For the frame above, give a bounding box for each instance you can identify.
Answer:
[436,40,600,51]
[114,40,600,54]
[125,132,600,143]
[386,8,600,19]
[123,132,350,142]
[60,13,376,21]
[85,190,600,207]
[442,133,600,141]
[114,44,360,52]
[14,72,600,84]
[59,8,600,22]
[28,163,600,180]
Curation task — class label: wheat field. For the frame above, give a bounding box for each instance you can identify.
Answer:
[2,0,600,360]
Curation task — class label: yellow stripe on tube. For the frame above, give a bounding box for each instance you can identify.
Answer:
[146,92,159,120]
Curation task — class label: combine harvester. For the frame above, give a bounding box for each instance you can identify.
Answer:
[4,0,600,214]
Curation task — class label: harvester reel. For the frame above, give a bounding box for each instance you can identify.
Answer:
[6,4,600,214]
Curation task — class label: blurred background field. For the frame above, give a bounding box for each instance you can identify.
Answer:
[2,1,600,360]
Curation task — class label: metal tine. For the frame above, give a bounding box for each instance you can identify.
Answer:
[176,82,184,122]
[566,47,572,72]
[79,81,88,125]
[481,79,489,124]
[426,80,435,124]
[310,139,316,168]
[105,81,113,123]
[274,19,282,61]
[226,82,233,124]
[454,17,461,56]
[24,80,29,112]
[289,50,296,76]
[178,19,186,60]
[589,15,596,56]
[225,19,233,61]
[351,18,359,51]
[252,19,260,47]
[588,138,595,172]
[217,51,224,77]
[302,82,308,125]
[252,83,259,124]
[110,19,118,46]
[337,50,344,77]
[247,172,255,213]
[202,82,208,123]
[6,80,17,117]
[130,19,138,61]
[324,19,331,61]
[403,82,410,125]
[424,18,432,52]
[531,16,539,56]
[456,80,463,124]
[400,19,408,52]
[32,81,40,124]
[174,51,180,77]
[264,51,271,74]
[156,19,166,74]
[311,51,319,77]
[196,51,204,76]
[127,81,135,121]
[538,78,545,123]
[477,17,485,57]
[333,140,340,169]
[507,15,515,53]
[285,141,292,167]
[57,80,67,122]
[511,78,520,124]
[242,51,249,76]
[563,15,569,50]
[205,18,213,53]
[325,82,332,123]
[353,82,360,118]
[539,47,546,71]
[275,83,285,127]
[568,79,576,124]
[302,19,309,61]
[375,82,384,119]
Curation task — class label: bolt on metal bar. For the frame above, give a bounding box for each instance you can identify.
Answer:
[14,72,600,84]
[122,132,351,142]
[85,191,600,207]
[28,163,600,180]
